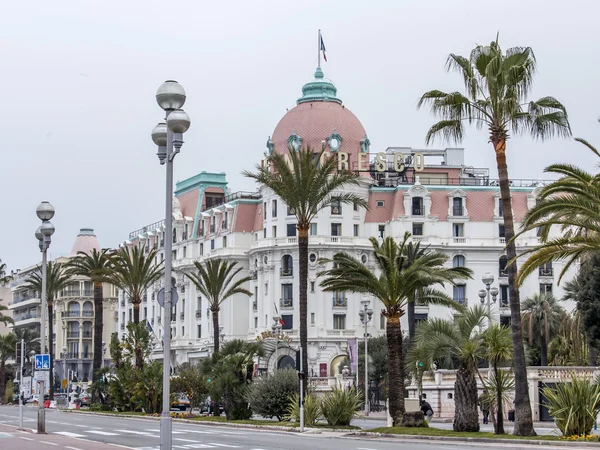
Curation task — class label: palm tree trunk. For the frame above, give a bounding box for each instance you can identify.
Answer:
[540,339,548,366]
[92,282,104,403]
[453,362,479,432]
[407,300,416,341]
[48,303,54,400]
[0,360,5,402]
[133,303,140,323]
[495,365,505,434]
[386,314,405,426]
[493,139,535,436]
[298,228,309,393]
[212,309,220,353]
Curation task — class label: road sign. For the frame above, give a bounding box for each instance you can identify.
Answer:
[62,379,68,389]
[157,287,178,307]
[34,354,50,370]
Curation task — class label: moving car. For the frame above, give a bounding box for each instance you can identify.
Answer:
[171,393,190,411]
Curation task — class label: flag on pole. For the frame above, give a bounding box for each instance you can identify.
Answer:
[273,301,285,326]
[320,33,327,62]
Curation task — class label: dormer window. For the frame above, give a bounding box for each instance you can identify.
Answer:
[288,132,302,151]
[328,131,342,152]
[453,198,463,216]
[412,197,423,216]
[331,198,342,215]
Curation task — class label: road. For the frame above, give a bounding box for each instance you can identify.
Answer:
[0,405,567,450]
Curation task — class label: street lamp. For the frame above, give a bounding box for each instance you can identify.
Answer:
[478,272,499,329]
[358,299,373,416]
[219,326,225,345]
[152,80,191,450]
[35,201,55,434]
[271,318,283,372]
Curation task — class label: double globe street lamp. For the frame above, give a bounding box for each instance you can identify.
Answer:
[35,201,55,434]
[151,80,191,450]
[478,272,499,329]
[358,300,373,416]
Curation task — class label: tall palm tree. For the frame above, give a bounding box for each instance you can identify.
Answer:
[517,138,600,284]
[404,239,428,341]
[521,293,565,366]
[0,260,12,286]
[418,38,571,436]
[0,333,16,402]
[185,259,252,353]
[25,262,71,400]
[107,246,163,323]
[0,302,13,328]
[122,322,151,369]
[408,306,487,432]
[65,249,112,394]
[244,147,367,388]
[483,324,513,434]
[319,233,472,425]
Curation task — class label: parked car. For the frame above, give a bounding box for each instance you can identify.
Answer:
[80,394,91,407]
[171,393,190,411]
[27,395,39,404]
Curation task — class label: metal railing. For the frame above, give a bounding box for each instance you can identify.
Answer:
[453,206,463,216]
[81,353,93,359]
[499,268,508,277]
[14,313,39,321]
[82,310,93,317]
[180,312,185,321]
[280,298,293,308]
[120,323,125,330]
[221,221,228,229]
[62,290,81,297]
[128,219,165,240]
[412,207,423,216]
[83,289,93,296]
[252,301,258,312]
[210,224,215,233]
[82,331,92,338]
[539,267,554,277]
[195,310,201,319]
[62,311,81,318]
[280,268,293,277]
[67,331,80,338]
[333,297,348,307]
[453,297,467,305]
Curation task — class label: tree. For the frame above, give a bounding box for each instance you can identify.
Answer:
[547,312,589,366]
[482,324,513,434]
[244,147,367,390]
[319,233,472,425]
[122,322,151,370]
[521,293,565,366]
[408,307,488,432]
[0,334,16,402]
[185,259,252,353]
[65,249,112,395]
[517,138,600,283]
[171,363,208,410]
[107,246,163,323]
[418,38,571,436]
[246,368,298,421]
[0,300,13,328]
[25,261,71,400]
[0,260,11,286]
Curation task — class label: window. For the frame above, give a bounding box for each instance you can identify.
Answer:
[287,224,297,237]
[412,223,423,236]
[539,261,553,277]
[453,285,466,305]
[540,283,553,294]
[499,225,505,238]
[272,199,278,218]
[311,312,315,325]
[263,228,267,238]
[376,200,385,207]
[452,223,464,237]
[173,228,177,243]
[211,239,215,250]
[172,250,177,260]
[310,281,315,293]
[500,285,509,307]
[310,223,317,236]
[272,226,277,238]
[309,253,317,263]
[412,197,423,216]
[353,224,359,237]
[222,236,227,248]
[197,297,202,315]
[498,199,503,217]
[281,284,293,307]
[161,253,164,262]
[378,225,385,239]
[287,205,295,215]
[453,255,465,267]
[264,282,268,295]
[254,317,258,329]
[181,326,185,336]
[499,255,508,277]
[281,315,293,330]
[353,200,359,211]
[331,198,342,215]
[200,243,204,256]
[333,314,346,330]
[331,223,342,236]
[380,312,385,330]
[183,246,187,258]
[281,255,293,276]
[264,202,267,220]
[536,226,543,237]
[452,197,463,216]
[197,325,201,338]
[144,307,147,319]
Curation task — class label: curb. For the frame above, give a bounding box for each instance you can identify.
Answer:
[346,431,600,447]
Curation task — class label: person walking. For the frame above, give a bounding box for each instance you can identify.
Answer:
[478,394,490,424]
[420,399,434,421]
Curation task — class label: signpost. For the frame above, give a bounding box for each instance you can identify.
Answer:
[35,354,51,370]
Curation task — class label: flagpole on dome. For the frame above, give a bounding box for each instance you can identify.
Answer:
[318,29,321,68]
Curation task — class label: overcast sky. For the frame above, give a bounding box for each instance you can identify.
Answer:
[1,0,598,271]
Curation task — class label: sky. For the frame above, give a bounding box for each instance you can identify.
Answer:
[1,0,598,271]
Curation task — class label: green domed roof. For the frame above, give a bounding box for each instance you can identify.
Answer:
[297,67,342,105]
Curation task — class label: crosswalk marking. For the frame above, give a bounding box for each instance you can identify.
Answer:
[174,438,202,442]
[184,445,217,449]
[54,431,86,438]
[207,444,241,448]
[115,429,159,436]
[85,430,119,436]
[146,428,185,434]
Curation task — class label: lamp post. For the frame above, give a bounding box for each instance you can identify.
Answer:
[152,80,191,450]
[35,201,55,434]
[271,318,282,372]
[358,300,373,416]
[478,272,499,329]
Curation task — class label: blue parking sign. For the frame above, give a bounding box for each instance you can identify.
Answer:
[35,354,50,370]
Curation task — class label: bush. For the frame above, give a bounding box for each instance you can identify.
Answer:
[4,380,14,404]
[286,393,322,426]
[401,411,427,427]
[90,403,113,412]
[320,388,362,426]
[247,369,298,421]
[543,375,600,437]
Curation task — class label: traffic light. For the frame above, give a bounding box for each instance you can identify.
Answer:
[297,372,305,380]
[417,361,424,369]
[207,378,211,383]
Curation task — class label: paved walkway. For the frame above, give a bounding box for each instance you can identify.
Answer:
[0,423,124,450]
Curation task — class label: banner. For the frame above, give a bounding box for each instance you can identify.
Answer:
[347,338,358,374]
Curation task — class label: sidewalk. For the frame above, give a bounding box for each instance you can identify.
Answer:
[0,423,126,450]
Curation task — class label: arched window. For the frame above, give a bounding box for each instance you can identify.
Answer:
[68,301,80,317]
[412,197,424,216]
[281,255,293,277]
[83,301,93,317]
[453,255,465,268]
[83,321,92,338]
[499,255,508,277]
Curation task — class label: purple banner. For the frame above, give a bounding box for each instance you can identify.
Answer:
[348,338,358,374]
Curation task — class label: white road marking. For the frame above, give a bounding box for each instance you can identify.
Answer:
[55,431,86,438]
[85,430,119,436]
[146,428,185,434]
[207,444,241,448]
[65,447,84,450]
[175,438,202,442]
[184,445,217,449]
[39,441,59,446]
[20,437,34,441]
[357,448,380,450]
[115,429,159,436]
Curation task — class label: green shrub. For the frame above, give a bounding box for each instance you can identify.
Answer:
[90,403,113,412]
[543,375,600,437]
[247,369,298,421]
[4,380,14,404]
[286,393,322,426]
[320,388,362,426]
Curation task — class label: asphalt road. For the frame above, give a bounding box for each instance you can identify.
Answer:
[0,405,566,450]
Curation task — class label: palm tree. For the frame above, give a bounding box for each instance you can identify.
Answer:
[521,293,565,366]
[107,246,163,323]
[244,147,367,388]
[404,239,428,341]
[0,302,13,328]
[482,324,513,434]
[319,233,472,425]
[0,333,16,402]
[185,259,252,353]
[0,260,11,286]
[25,262,71,400]
[517,138,600,284]
[408,307,488,432]
[418,38,571,436]
[65,249,112,388]
[123,322,151,369]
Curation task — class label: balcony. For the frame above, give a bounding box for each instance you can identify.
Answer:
[498,237,506,244]
[499,268,508,278]
[453,206,464,216]
[453,297,467,306]
[539,267,554,277]
[280,298,293,309]
[195,310,201,319]
[252,301,257,312]
[210,224,216,233]
[82,331,92,338]
[180,312,185,321]
[199,228,205,236]
[120,323,125,330]
[452,237,466,244]
[221,221,228,229]
[120,299,125,307]
[13,313,40,323]
[326,329,356,337]
[62,311,82,318]
[63,352,81,359]
[62,289,81,298]
[280,268,293,277]
[83,289,93,297]
[151,317,155,325]
[67,331,80,338]
[82,310,93,317]
[412,207,423,216]
[81,353,93,360]
[332,297,347,308]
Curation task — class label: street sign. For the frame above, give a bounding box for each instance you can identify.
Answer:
[62,379,68,389]
[157,287,178,307]
[34,354,50,370]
